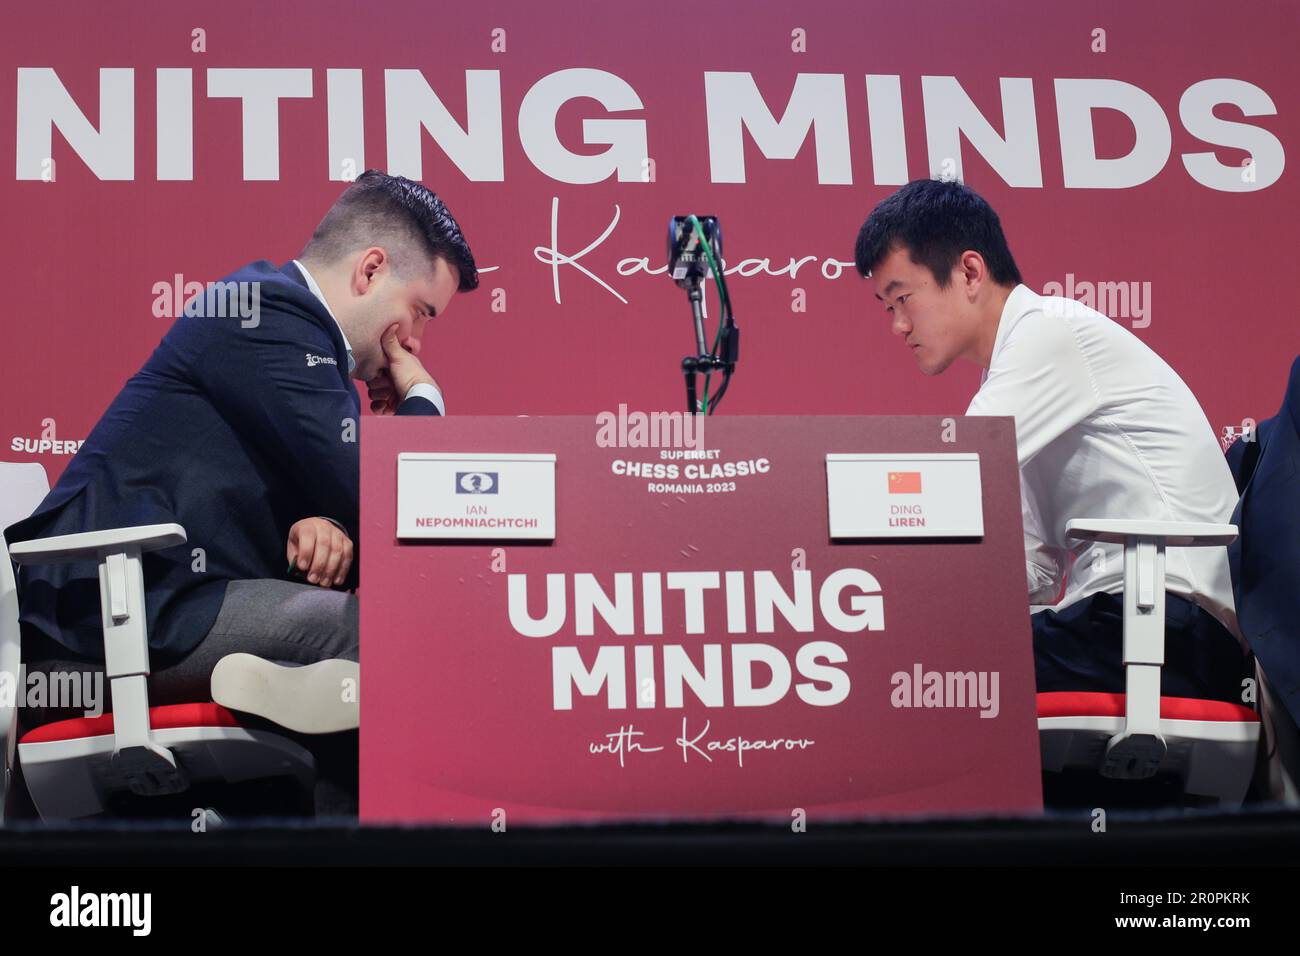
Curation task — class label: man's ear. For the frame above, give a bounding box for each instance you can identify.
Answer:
[353,247,388,294]
[959,250,986,301]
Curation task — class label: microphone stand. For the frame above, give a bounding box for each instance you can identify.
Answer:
[670,217,738,415]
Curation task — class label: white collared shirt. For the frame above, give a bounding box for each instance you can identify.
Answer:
[291,260,445,415]
[966,284,1240,638]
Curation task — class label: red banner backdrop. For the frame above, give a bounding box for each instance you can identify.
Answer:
[1,0,1296,480]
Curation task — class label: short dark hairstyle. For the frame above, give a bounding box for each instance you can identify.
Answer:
[302,170,479,292]
[854,178,1022,289]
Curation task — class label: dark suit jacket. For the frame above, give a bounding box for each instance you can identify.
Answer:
[5,260,439,663]
[1226,355,1300,725]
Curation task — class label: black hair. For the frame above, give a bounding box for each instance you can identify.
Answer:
[302,170,479,292]
[854,178,1022,288]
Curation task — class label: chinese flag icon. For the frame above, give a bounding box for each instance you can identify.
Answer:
[888,471,922,494]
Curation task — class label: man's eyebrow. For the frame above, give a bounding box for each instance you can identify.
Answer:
[873,280,904,303]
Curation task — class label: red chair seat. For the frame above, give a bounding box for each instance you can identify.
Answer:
[20,702,242,744]
[1037,691,1259,723]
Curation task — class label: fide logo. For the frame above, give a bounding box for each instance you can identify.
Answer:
[456,471,499,495]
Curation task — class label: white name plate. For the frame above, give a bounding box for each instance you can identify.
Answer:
[825,453,984,539]
[397,452,557,540]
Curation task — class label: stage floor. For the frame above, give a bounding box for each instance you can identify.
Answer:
[5,802,1300,865]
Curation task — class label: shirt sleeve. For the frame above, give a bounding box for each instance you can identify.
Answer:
[967,312,1099,604]
[965,314,1101,468]
[1021,480,1063,605]
[403,382,445,415]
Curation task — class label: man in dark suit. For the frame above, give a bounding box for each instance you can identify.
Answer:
[1226,356,1300,796]
[7,170,478,747]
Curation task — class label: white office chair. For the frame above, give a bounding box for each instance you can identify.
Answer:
[1037,519,1261,807]
[0,461,316,820]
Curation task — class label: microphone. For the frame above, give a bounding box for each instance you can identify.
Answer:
[667,215,722,293]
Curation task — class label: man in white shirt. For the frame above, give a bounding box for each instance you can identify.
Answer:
[853,178,1250,704]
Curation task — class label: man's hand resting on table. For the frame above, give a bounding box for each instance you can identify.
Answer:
[287,517,354,588]
[365,323,442,415]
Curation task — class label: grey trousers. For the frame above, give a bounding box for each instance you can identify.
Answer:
[150,579,359,704]
[20,578,361,817]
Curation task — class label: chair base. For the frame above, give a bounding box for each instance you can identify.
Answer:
[1039,693,1260,807]
[19,704,316,820]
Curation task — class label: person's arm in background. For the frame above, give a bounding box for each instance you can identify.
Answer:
[967,315,1100,603]
[1224,416,1272,494]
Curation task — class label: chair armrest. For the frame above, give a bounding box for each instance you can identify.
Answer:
[1065,519,1236,548]
[9,524,186,565]
[1062,516,1237,780]
[9,521,189,791]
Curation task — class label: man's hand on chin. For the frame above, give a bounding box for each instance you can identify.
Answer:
[365,367,401,416]
[365,324,441,415]
[287,516,354,587]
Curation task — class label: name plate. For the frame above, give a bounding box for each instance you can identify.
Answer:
[397,452,557,540]
[825,453,983,538]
